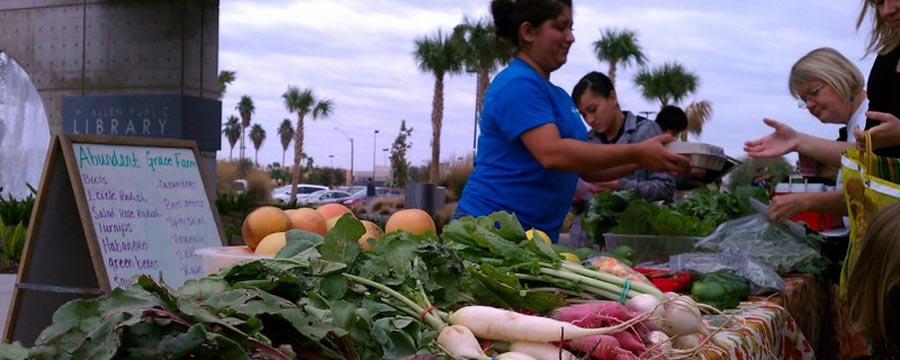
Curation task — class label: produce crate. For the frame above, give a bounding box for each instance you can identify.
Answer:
[790,211,843,232]
[604,233,703,265]
[195,246,271,276]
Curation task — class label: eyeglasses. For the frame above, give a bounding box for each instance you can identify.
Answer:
[797,83,826,109]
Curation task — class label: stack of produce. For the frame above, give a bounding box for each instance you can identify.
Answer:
[0,212,744,359]
[580,186,769,245]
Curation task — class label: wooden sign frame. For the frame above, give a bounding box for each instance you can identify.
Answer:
[4,133,225,346]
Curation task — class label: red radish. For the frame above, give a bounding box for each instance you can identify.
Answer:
[448,305,650,343]
[509,341,578,360]
[568,335,630,360]
[613,330,647,355]
[614,353,639,360]
[550,301,636,327]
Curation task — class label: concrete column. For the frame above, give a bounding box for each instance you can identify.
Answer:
[0,0,221,191]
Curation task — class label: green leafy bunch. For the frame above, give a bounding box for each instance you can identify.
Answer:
[6,211,661,359]
[18,214,465,359]
[0,186,36,226]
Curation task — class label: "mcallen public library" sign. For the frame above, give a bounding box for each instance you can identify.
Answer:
[62,94,221,151]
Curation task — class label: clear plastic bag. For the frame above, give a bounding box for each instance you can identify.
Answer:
[668,252,786,294]
[694,214,824,275]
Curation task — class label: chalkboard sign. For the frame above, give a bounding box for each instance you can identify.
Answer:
[74,140,223,287]
[5,134,225,346]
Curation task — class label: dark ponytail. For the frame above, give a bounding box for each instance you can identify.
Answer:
[571,71,614,107]
[491,0,573,49]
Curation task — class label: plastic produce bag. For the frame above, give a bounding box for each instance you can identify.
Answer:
[694,214,826,275]
[669,252,785,294]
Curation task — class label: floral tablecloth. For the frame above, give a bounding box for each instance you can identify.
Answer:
[751,273,826,355]
[698,301,815,360]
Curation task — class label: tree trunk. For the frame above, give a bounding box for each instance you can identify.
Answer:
[430,75,444,183]
[239,127,246,161]
[290,112,307,204]
[475,70,491,151]
[282,150,286,168]
[608,61,618,86]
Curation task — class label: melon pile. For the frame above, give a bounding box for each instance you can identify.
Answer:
[241,204,436,255]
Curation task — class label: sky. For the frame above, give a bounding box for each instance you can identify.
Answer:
[217,0,877,175]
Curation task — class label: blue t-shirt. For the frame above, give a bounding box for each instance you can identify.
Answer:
[458,59,587,242]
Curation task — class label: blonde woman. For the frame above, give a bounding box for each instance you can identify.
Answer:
[744,47,867,224]
[847,202,900,358]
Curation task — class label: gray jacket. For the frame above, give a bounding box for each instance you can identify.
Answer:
[585,111,675,203]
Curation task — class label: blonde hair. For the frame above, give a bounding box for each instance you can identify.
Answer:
[857,0,900,55]
[788,47,865,102]
[847,202,900,341]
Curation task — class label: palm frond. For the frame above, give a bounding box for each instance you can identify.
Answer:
[685,100,713,138]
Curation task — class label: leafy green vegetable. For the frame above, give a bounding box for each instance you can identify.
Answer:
[583,187,771,241]
[7,211,662,359]
[581,190,636,245]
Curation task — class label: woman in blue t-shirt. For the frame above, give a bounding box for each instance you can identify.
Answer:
[455,0,691,242]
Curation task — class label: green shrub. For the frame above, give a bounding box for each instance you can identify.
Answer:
[438,156,472,203]
[216,192,249,215]
[217,160,274,206]
[0,218,26,266]
[0,185,36,226]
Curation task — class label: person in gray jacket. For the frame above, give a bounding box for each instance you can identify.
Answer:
[565,71,675,248]
[572,71,675,203]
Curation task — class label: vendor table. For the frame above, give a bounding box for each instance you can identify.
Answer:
[700,301,815,360]
[750,273,827,356]
[752,273,868,360]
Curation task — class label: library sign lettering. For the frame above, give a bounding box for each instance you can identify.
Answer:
[62,94,222,151]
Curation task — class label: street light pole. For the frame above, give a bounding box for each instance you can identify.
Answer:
[639,111,657,119]
[334,127,354,185]
[372,130,379,179]
[382,148,389,166]
[329,154,334,167]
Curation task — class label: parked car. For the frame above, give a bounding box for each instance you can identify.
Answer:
[302,190,353,205]
[337,185,365,194]
[343,187,404,207]
[233,179,248,195]
[272,184,328,204]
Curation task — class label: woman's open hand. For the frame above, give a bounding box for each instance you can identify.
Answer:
[744,118,800,158]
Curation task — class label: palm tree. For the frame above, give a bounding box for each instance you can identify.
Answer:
[593,29,647,86]
[249,123,266,166]
[452,17,512,149]
[217,70,236,100]
[684,100,713,141]
[236,95,255,161]
[277,119,295,168]
[222,115,241,160]
[633,62,699,107]
[414,29,464,182]
[282,86,333,203]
